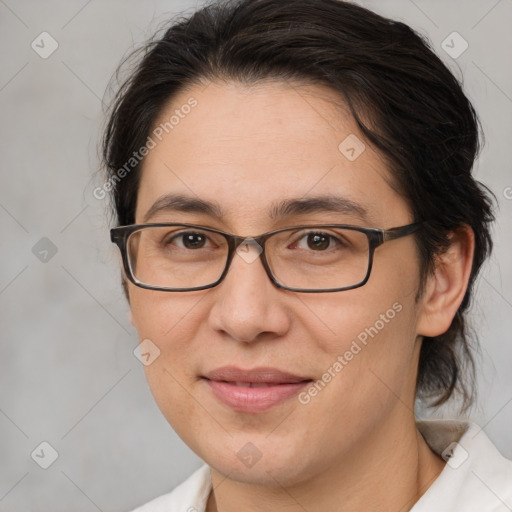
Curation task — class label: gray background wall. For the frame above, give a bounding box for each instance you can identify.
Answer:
[0,0,511,510]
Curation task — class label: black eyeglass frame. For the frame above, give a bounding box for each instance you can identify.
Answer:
[110,222,423,293]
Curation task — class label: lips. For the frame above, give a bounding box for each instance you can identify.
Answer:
[202,366,313,413]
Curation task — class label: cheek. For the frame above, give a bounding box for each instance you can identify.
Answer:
[130,288,209,441]
[130,285,205,341]
[293,296,418,450]
[130,287,203,392]
[297,257,420,404]
[299,279,413,358]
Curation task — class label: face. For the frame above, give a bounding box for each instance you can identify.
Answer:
[129,80,425,486]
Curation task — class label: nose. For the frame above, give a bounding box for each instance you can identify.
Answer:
[207,241,291,343]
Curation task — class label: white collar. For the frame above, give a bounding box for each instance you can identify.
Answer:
[413,419,512,511]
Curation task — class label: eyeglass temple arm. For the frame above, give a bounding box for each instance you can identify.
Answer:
[382,222,423,242]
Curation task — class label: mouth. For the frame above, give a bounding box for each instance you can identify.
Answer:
[202,366,313,413]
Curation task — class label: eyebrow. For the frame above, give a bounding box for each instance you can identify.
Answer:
[142,193,373,224]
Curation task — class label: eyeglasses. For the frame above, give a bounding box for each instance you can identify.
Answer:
[110,222,422,293]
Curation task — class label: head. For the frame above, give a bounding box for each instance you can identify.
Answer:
[102,0,494,485]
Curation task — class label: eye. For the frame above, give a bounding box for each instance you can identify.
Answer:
[293,231,341,251]
[166,231,213,250]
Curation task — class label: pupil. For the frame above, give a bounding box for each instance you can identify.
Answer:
[308,233,329,250]
[184,233,205,249]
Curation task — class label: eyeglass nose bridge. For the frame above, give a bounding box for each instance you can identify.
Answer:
[228,234,266,262]
[221,233,280,288]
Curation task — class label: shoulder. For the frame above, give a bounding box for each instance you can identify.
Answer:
[414,419,512,511]
[129,464,211,512]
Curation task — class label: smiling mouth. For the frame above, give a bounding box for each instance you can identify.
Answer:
[201,366,314,412]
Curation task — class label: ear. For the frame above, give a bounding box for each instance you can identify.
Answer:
[416,225,475,337]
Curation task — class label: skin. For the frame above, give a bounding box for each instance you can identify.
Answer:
[127,80,475,511]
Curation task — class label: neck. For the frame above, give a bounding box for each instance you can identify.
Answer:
[206,414,446,512]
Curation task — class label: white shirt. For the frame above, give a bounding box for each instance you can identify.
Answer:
[130,420,512,511]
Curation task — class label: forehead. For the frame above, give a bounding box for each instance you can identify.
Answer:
[136,80,409,229]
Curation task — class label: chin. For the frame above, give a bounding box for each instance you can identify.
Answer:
[209,457,308,487]
[195,434,317,487]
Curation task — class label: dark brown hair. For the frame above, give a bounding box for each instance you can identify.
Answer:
[101,0,495,410]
